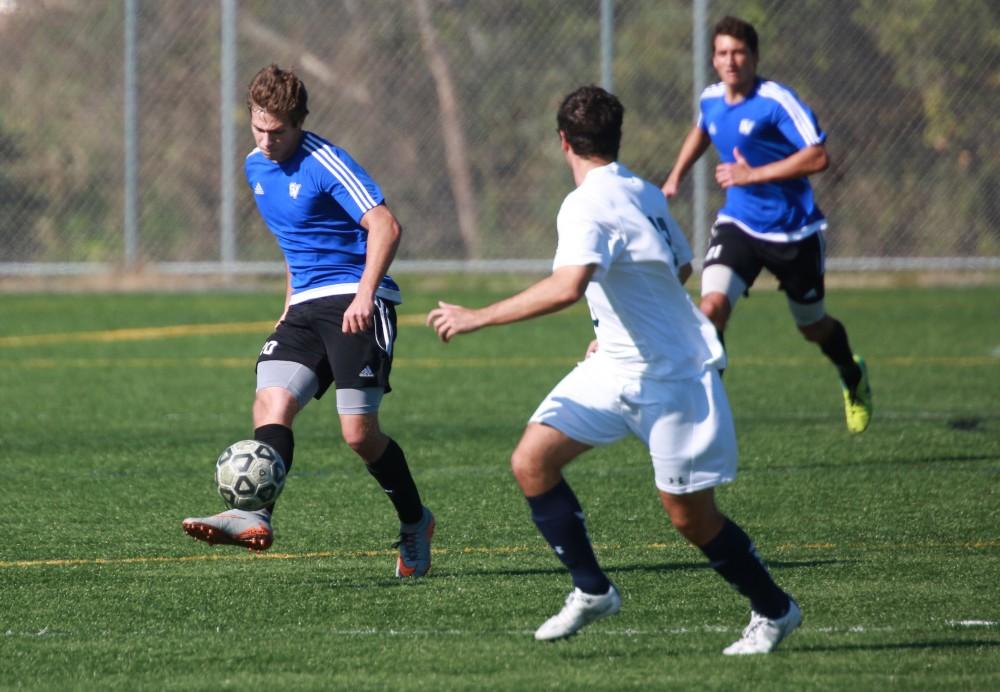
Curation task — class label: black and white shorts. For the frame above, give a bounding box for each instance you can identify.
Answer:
[704,223,826,304]
[256,294,398,400]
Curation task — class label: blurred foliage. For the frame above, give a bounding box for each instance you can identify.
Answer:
[0,0,996,267]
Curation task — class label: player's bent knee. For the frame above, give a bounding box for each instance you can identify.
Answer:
[253,387,300,426]
[796,314,833,342]
[339,414,386,461]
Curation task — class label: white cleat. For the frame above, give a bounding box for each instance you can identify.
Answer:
[534,585,621,641]
[723,599,802,655]
[182,508,273,551]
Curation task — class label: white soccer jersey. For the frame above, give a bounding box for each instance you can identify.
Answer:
[553,162,725,380]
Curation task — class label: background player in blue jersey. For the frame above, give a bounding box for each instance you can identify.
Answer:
[662,16,872,433]
[183,65,434,577]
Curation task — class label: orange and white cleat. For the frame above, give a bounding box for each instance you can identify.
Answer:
[182,508,273,552]
[393,506,435,578]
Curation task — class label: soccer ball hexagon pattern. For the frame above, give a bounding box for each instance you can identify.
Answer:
[215,440,286,511]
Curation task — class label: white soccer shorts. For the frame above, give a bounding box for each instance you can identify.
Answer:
[529,354,738,495]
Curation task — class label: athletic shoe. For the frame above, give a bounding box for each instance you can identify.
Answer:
[394,506,435,578]
[842,355,873,434]
[534,585,621,641]
[723,598,802,655]
[182,508,273,551]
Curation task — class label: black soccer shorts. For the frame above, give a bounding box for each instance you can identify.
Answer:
[704,223,826,304]
[256,294,398,400]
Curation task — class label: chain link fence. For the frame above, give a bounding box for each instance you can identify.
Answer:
[0,0,997,278]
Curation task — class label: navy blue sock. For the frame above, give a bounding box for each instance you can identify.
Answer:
[526,479,611,595]
[366,438,423,524]
[699,518,790,619]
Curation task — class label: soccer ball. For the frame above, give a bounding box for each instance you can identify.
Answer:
[215,440,286,511]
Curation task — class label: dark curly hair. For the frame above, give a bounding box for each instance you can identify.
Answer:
[714,16,759,57]
[556,85,624,160]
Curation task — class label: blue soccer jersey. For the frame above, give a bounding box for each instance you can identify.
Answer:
[699,78,827,240]
[245,131,401,304]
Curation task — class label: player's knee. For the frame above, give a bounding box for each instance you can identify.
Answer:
[253,387,298,426]
[700,295,729,330]
[340,417,386,461]
[510,447,542,486]
[797,315,833,343]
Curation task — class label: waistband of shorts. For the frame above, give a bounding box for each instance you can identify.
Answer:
[289,283,402,306]
[715,215,827,243]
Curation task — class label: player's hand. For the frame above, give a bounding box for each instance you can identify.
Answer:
[342,294,374,334]
[716,147,754,188]
[661,177,679,198]
[584,339,599,359]
[426,301,480,343]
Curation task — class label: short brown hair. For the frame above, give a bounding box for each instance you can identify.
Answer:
[557,85,624,160]
[246,64,309,127]
[714,16,759,57]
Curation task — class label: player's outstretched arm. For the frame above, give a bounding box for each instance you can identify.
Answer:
[662,125,712,197]
[427,264,595,343]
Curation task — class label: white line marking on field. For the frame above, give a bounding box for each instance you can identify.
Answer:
[946,620,997,627]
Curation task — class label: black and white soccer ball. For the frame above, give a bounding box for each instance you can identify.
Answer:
[215,440,286,511]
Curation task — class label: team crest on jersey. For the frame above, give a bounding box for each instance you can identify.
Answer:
[254,182,264,195]
[739,118,756,135]
[289,182,301,199]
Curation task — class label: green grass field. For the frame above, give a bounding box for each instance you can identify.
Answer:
[2,278,998,690]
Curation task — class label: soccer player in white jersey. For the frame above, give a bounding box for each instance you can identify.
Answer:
[428,86,801,654]
[662,16,872,434]
[182,65,434,578]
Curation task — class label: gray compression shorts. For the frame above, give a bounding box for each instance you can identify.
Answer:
[701,264,826,327]
[256,360,383,414]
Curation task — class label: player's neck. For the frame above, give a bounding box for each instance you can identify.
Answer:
[724,78,756,104]
[569,155,612,186]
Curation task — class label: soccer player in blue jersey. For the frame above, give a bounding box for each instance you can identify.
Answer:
[662,16,872,433]
[183,65,434,577]
[428,86,801,653]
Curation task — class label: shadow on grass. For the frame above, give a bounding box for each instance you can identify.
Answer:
[450,558,848,580]
[797,638,1000,653]
[747,452,999,474]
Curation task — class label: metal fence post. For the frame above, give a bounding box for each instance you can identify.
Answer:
[692,0,708,268]
[220,0,237,273]
[124,0,138,269]
[601,0,613,93]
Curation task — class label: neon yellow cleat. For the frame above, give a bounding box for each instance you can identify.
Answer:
[842,355,872,434]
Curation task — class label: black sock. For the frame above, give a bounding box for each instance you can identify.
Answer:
[699,518,790,619]
[366,438,423,524]
[254,424,294,516]
[526,479,611,595]
[254,424,295,473]
[819,319,860,390]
